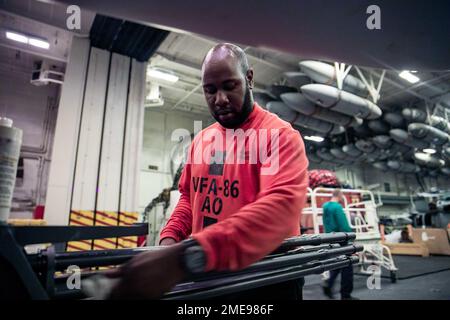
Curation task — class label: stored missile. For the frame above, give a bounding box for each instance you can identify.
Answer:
[301,84,382,120]
[402,108,427,123]
[372,135,393,149]
[390,129,429,149]
[299,60,366,94]
[383,112,405,128]
[413,152,445,168]
[267,101,345,135]
[408,123,450,146]
[281,92,362,127]
[283,71,311,88]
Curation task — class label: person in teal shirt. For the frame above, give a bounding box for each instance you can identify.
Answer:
[322,188,358,300]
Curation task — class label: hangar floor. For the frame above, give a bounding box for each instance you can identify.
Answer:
[303,255,450,300]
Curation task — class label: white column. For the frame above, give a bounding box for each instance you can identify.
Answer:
[46,42,145,227]
[96,53,130,212]
[45,36,90,225]
[120,59,146,213]
[71,48,111,212]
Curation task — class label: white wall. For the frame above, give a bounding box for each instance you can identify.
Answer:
[0,47,61,218]
[139,107,213,211]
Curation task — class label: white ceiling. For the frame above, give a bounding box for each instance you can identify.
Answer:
[53,0,450,71]
[0,1,448,119]
[0,10,73,63]
[147,31,450,117]
[0,0,95,35]
[0,0,96,63]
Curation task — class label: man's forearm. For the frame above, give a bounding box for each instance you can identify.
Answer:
[159,192,193,242]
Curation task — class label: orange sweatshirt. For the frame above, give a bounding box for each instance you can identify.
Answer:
[160,103,309,271]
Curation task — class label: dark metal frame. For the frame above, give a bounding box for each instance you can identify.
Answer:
[0,223,361,300]
[165,256,359,300]
[0,223,148,300]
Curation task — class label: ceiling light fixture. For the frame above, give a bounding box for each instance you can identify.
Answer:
[304,136,324,142]
[29,37,50,49]
[423,148,436,154]
[6,31,28,43]
[148,68,179,83]
[5,31,50,50]
[399,70,420,84]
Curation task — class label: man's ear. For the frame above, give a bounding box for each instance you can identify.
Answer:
[246,69,254,89]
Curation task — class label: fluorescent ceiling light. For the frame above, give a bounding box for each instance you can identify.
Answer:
[399,70,420,84]
[304,135,324,142]
[148,69,179,83]
[6,31,28,43]
[5,31,50,50]
[423,148,436,154]
[29,37,50,49]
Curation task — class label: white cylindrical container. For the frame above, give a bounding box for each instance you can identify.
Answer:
[0,117,23,223]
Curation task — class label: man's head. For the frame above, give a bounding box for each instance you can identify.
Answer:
[332,188,344,202]
[201,43,254,128]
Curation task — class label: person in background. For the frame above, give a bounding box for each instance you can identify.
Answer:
[400,227,413,243]
[322,188,358,300]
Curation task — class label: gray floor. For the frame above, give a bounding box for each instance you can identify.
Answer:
[303,266,450,300]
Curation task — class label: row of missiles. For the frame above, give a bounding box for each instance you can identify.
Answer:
[258,60,450,175]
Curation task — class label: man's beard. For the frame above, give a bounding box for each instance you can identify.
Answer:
[214,86,254,129]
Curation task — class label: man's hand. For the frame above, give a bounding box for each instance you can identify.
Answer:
[159,237,177,246]
[107,243,186,299]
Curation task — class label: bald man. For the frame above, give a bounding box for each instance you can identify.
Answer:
[109,43,309,299]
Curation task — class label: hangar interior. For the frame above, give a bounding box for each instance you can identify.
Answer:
[0,0,449,300]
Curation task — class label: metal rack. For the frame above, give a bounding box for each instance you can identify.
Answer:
[0,223,148,299]
[0,222,361,300]
[302,187,399,282]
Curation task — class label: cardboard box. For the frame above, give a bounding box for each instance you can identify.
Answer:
[382,241,429,257]
[412,228,450,256]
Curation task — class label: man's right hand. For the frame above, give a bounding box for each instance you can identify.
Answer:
[108,243,185,299]
[159,237,177,246]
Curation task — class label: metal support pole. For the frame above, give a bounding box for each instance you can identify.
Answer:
[354,67,384,103]
[333,62,352,90]
[0,226,49,299]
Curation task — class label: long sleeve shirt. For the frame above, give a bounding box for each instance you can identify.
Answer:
[160,103,309,271]
[322,201,353,233]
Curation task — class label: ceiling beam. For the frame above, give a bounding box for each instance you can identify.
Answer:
[0,5,93,36]
[171,82,203,110]
[163,96,208,113]
[371,69,435,104]
[381,71,450,102]
[154,50,267,90]
[155,82,205,99]
[155,51,202,73]
[0,41,68,63]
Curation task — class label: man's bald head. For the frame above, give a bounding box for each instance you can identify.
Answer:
[202,43,250,77]
[201,43,254,128]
